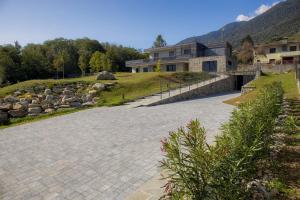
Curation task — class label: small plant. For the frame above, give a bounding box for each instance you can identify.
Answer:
[283,116,298,135]
[160,82,284,199]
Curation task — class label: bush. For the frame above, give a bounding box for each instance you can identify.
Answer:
[160,82,284,199]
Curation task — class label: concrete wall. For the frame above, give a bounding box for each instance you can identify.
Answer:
[238,64,297,73]
[189,56,227,72]
[149,76,235,106]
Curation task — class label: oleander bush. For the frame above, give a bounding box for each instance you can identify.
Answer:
[160,82,283,200]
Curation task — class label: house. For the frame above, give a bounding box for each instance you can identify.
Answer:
[125,40,236,73]
[254,39,300,64]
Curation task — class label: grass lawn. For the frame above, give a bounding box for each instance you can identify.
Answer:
[0,72,211,127]
[224,72,299,106]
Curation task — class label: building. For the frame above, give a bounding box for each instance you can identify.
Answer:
[126,40,236,73]
[254,39,300,64]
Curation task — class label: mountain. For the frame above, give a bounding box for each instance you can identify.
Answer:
[178,0,300,48]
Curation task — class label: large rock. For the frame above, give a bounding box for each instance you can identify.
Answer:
[92,83,106,91]
[69,102,82,108]
[8,109,27,117]
[96,71,116,80]
[0,103,12,111]
[62,96,78,104]
[0,111,8,124]
[4,96,18,103]
[63,88,73,95]
[44,89,52,95]
[88,90,97,97]
[13,102,26,110]
[45,95,54,102]
[28,107,42,114]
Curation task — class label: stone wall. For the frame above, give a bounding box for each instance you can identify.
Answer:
[189,56,227,72]
[148,76,235,106]
[238,64,298,73]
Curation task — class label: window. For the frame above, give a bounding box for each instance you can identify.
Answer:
[282,45,287,52]
[143,67,149,72]
[169,51,175,57]
[202,61,217,72]
[136,68,139,73]
[153,52,159,59]
[228,61,232,66]
[166,65,176,72]
[290,46,297,51]
[269,59,276,64]
[269,48,276,53]
[183,49,191,55]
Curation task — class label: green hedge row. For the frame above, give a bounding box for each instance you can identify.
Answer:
[160,82,283,199]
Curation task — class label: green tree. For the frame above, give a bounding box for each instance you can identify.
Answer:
[101,53,112,71]
[21,44,51,79]
[153,34,167,48]
[155,59,161,72]
[237,35,254,64]
[89,51,103,72]
[53,50,69,79]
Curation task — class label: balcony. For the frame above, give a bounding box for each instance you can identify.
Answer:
[126,54,194,67]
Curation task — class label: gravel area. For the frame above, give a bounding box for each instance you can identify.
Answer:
[0,92,239,200]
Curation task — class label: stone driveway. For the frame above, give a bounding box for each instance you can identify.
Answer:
[0,92,239,200]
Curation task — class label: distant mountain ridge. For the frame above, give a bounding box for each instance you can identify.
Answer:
[178,0,300,48]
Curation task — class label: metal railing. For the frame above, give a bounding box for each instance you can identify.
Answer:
[158,74,228,100]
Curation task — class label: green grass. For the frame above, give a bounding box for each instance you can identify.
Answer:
[0,72,212,127]
[224,72,299,105]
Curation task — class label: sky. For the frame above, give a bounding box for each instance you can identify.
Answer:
[0,0,282,49]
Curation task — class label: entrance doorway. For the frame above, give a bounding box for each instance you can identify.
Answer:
[236,75,243,90]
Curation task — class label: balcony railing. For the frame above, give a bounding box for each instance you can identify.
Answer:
[126,54,194,67]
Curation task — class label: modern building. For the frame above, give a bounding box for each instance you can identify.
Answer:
[126,40,236,73]
[254,39,300,64]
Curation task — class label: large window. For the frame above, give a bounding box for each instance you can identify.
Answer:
[169,51,175,57]
[143,67,149,72]
[269,48,276,54]
[282,45,288,52]
[153,52,159,59]
[202,61,217,72]
[183,49,191,55]
[166,65,176,72]
[290,46,297,51]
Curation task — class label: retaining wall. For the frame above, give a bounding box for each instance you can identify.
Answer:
[148,76,235,106]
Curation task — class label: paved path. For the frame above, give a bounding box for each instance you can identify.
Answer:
[0,92,239,200]
[125,75,228,108]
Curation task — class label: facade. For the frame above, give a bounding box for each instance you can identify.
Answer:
[254,39,300,64]
[126,41,236,73]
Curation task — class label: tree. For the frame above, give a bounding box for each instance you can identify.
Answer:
[153,34,167,48]
[237,35,254,64]
[21,44,51,80]
[155,59,161,72]
[53,50,69,79]
[89,51,103,72]
[78,50,89,76]
[101,53,112,72]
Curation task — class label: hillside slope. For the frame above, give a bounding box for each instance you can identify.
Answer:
[178,0,300,47]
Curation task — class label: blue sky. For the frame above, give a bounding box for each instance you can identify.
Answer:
[0,0,281,49]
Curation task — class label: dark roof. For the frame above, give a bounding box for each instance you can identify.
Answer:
[177,36,230,48]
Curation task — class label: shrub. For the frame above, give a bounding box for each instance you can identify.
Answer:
[160,82,283,199]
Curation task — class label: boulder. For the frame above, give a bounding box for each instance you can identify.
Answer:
[45,95,54,102]
[92,83,106,91]
[4,96,18,103]
[62,96,78,104]
[88,90,97,97]
[96,71,116,80]
[28,103,41,108]
[13,102,26,110]
[0,111,8,124]
[44,108,55,113]
[63,88,73,95]
[69,102,82,108]
[14,90,22,96]
[31,99,40,104]
[28,107,42,114]
[8,109,27,118]
[0,103,13,111]
[82,102,95,107]
[44,89,52,95]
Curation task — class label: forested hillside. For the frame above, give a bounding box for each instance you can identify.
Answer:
[0,38,146,84]
[178,0,300,47]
